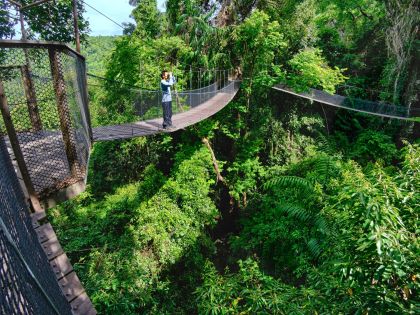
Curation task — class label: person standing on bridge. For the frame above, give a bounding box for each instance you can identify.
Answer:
[161,70,176,129]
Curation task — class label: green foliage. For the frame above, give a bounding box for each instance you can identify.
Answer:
[18,0,89,42]
[349,129,398,165]
[50,146,218,314]
[0,1,15,39]
[131,0,163,39]
[83,36,118,75]
[318,150,419,313]
[195,259,307,314]
[283,0,319,52]
[105,35,191,90]
[264,175,314,193]
[46,1,419,314]
[88,136,161,196]
[287,48,347,93]
[232,153,334,280]
[233,10,286,78]
[228,145,419,313]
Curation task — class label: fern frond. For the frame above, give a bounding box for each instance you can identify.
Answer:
[278,203,312,223]
[316,135,337,156]
[313,155,334,184]
[307,238,322,259]
[314,216,329,235]
[264,176,313,193]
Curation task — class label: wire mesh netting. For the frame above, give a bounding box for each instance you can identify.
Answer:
[0,136,73,315]
[273,84,420,120]
[0,43,91,198]
[87,68,237,126]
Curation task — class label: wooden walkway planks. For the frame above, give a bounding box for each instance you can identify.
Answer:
[32,212,97,315]
[92,85,240,141]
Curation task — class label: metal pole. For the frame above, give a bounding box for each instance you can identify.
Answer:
[214,69,217,91]
[0,81,42,212]
[189,67,192,108]
[72,0,81,53]
[199,68,201,105]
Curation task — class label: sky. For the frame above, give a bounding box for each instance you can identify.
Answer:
[84,0,166,36]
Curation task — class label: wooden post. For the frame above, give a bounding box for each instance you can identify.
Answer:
[19,7,43,131]
[48,48,79,177]
[19,9,27,40]
[0,80,42,212]
[72,0,81,53]
[21,65,43,131]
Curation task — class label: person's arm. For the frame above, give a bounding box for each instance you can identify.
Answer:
[161,79,171,87]
[161,74,176,87]
[161,78,175,87]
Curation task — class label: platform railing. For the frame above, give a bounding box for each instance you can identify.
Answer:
[0,40,92,200]
[0,135,74,315]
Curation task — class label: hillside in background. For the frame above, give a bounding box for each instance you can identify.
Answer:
[82,36,118,75]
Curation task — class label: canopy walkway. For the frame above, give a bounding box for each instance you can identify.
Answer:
[0,40,239,315]
[93,80,240,141]
[0,38,418,315]
[0,40,240,199]
[273,84,420,120]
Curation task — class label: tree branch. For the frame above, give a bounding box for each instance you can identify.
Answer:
[202,137,225,183]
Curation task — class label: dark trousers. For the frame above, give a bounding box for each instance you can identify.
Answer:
[162,101,172,127]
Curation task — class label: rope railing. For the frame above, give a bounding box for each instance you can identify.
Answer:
[88,68,237,125]
[273,84,420,120]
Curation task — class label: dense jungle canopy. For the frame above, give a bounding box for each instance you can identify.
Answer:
[1,0,418,314]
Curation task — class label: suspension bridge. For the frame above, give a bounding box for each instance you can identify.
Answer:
[273,84,419,121]
[0,39,418,315]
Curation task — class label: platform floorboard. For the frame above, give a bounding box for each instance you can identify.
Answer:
[5,131,86,196]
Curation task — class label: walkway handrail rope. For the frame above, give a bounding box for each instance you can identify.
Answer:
[272,84,420,120]
[87,71,235,94]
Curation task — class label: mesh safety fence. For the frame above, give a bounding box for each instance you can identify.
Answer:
[0,42,91,198]
[273,84,420,120]
[87,69,237,126]
[0,135,73,315]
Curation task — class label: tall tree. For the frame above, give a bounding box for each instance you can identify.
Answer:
[16,0,89,43]
[382,0,419,106]
[130,0,162,38]
[0,0,16,39]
